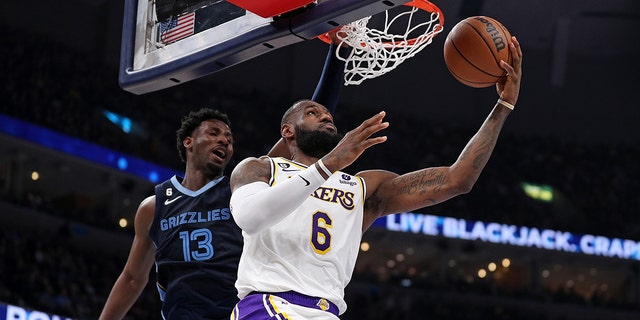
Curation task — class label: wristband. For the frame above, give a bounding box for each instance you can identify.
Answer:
[316,159,333,177]
[497,98,515,110]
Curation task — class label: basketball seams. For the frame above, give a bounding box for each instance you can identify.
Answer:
[452,71,494,87]
[450,24,502,78]
[443,16,512,88]
[447,37,498,85]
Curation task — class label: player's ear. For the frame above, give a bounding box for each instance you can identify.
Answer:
[183,136,193,149]
[281,123,294,139]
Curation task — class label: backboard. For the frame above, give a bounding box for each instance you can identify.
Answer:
[119,0,413,94]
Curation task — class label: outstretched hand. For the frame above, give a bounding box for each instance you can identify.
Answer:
[322,111,388,172]
[496,36,523,105]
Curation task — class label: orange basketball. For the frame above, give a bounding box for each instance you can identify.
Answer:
[443,16,512,88]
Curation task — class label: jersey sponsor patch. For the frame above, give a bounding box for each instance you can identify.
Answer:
[338,174,358,186]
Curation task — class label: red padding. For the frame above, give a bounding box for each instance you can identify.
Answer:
[227,0,315,18]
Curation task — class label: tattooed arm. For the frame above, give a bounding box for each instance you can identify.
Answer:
[359,106,511,230]
[358,36,523,231]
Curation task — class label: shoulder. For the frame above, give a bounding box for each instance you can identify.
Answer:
[233,156,273,175]
[139,195,156,212]
[134,195,156,232]
[236,156,272,167]
[230,156,273,191]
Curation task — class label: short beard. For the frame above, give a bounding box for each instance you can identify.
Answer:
[295,126,344,159]
[205,162,225,179]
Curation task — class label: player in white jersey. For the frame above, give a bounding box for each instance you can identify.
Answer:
[235,157,365,315]
[230,37,522,319]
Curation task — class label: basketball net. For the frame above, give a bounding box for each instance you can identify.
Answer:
[320,0,444,86]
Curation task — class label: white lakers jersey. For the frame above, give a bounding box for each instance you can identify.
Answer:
[235,157,366,314]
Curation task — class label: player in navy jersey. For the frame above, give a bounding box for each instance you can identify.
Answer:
[99,33,350,320]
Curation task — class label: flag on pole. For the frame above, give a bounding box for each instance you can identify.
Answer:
[159,12,196,44]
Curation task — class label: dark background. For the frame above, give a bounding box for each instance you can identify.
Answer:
[1,0,640,319]
[3,0,640,144]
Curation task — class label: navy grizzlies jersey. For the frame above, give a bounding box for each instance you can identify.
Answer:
[150,175,242,319]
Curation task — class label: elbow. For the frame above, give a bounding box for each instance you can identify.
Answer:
[230,182,270,236]
[239,224,261,237]
[231,209,260,236]
[232,203,269,236]
[447,165,479,195]
[458,183,474,195]
[461,179,477,194]
[122,270,149,290]
[450,178,476,196]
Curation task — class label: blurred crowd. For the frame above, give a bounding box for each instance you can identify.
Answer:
[1,25,639,319]
[0,225,160,319]
[3,26,639,240]
[1,222,638,320]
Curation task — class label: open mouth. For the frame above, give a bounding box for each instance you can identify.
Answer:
[212,147,227,159]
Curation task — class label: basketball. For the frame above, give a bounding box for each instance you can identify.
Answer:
[443,16,512,88]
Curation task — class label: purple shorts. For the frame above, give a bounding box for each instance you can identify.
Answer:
[232,291,339,320]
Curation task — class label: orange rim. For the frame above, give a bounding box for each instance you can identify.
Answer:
[317,0,444,45]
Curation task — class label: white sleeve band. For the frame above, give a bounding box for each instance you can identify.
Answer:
[317,159,333,177]
[230,164,327,235]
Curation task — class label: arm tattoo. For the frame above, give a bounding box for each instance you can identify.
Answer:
[470,124,498,172]
[235,160,271,186]
[392,169,447,197]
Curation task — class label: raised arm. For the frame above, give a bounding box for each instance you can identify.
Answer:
[358,36,523,230]
[231,111,389,235]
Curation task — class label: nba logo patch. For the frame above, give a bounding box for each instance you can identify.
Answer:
[316,298,330,311]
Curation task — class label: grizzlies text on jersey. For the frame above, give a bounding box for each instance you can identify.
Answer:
[150,175,242,319]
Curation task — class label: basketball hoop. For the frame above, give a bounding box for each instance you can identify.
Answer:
[318,0,444,85]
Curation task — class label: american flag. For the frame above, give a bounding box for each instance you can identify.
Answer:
[159,12,196,44]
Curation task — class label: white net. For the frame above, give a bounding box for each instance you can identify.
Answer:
[333,4,444,85]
